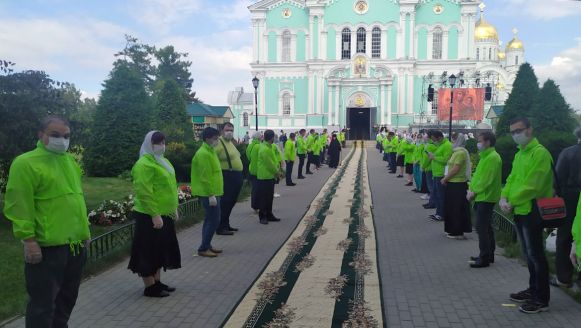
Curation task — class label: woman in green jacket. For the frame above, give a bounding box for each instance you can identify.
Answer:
[191,127,224,258]
[129,131,181,298]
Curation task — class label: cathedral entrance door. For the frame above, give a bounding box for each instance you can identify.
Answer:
[347,107,371,140]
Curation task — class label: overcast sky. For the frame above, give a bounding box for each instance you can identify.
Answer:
[1,0,580,111]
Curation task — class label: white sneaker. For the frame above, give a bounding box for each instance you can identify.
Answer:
[420,194,430,200]
[274,193,281,198]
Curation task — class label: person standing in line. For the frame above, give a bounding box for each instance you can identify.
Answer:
[284,133,297,186]
[279,130,287,149]
[387,132,398,173]
[305,129,316,174]
[501,117,553,314]
[402,136,416,186]
[412,135,424,192]
[4,116,91,327]
[440,133,472,239]
[243,131,250,144]
[395,134,405,178]
[570,193,581,279]
[257,130,281,225]
[382,132,392,164]
[296,129,307,179]
[376,130,384,153]
[327,133,342,168]
[427,130,453,222]
[191,127,224,258]
[214,123,243,236]
[552,126,581,287]
[467,131,502,268]
[339,129,346,148]
[320,129,328,164]
[272,137,284,198]
[312,133,323,170]
[246,132,261,212]
[128,131,181,297]
[422,131,438,207]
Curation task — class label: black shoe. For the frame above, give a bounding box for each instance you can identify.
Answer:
[423,204,436,209]
[549,276,573,288]
[228,226,239,232]
[156,281,176,292]
[405,182,413,186]
[470,255,494,264]
[144,284,170,298]
[397,175,403,178]
[286,183,296,186]
[509,289,533,303]
[470,259,490,268]
[519,301,549,314]
[259,218,268,225]
[216,230,234,236]
[267,215,281,222]
[306,171,313,175]
[298,176,306,179]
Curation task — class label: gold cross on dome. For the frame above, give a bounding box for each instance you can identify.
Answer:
[479,2,486,12]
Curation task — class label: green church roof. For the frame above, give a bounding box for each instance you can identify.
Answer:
[186,103,230,117]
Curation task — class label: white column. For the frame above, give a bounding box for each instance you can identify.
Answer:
[397,14,405,58]
[335,85,340,125]
[398,72,405,114]
[427,31,433,60]
[308,73,314,114]
[366,29,372,58]
[252,19,259,63]
[409,13,416,59]
[351,29,356,57]
[387,85,392,125]
[309,16,314,60]
[277,33,282,63]
[321,30,327,61]
[317,73,324,115]
[380,84,385,125]
[306,33,311,61]
[381,28,388,59]
[259,75,266,115]
[407,73,414,114]
[442,31,449,60]
[291,33,297,62]
[261,31,268,63]
[327,84,333,124]
[467,14,475,59]
[336,31,341,60]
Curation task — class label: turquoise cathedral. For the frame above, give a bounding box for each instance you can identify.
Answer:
[228,0,525,139]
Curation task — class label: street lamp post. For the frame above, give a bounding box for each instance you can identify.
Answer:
[252,76,259,131]
[448,74,457,141]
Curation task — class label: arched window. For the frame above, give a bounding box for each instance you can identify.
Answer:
[432,28,442,59]
[243,112,249,127]
[357,27,366,53]
[282,93,291,116]
[371,27,381,58]
[431,91,438,115]
[476,48,480,60]
[282,30,291,62]
[341,28,351,59]
[515,55,519,66]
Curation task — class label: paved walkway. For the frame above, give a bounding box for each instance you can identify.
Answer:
[368,145,581,328]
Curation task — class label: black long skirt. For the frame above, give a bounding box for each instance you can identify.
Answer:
[444,182,472,236]
[128,211,181,277]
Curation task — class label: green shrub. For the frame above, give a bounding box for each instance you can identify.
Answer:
[495,135,518,182]
[465,138,478,154]
[165,140,201,183]
[537,131,576,161]
[117,170,132,182]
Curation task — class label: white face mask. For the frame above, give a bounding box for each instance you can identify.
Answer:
[512,132,531,146]
[224,131,234,140]
[46,137,70,154]
[477,142,485,152]
[153,144,165,156]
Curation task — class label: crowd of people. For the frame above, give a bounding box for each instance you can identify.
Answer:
[375,117,581,314]
[3,114,581,326]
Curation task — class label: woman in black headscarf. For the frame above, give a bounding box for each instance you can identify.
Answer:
[327,133,342,168]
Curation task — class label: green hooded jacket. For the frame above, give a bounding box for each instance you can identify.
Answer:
[257,143,279,180]
[390,136,399,153]
[501,138,553,215]
[402,140,416,164]
[431,139,453,178]
[191,143,223,197]
[469,147,502,203]
[284,139,296,161]
[3,141,90,247]
[296,136,307,155]
[132,154,179,216]
[249,141,261,176]
[571,194,581,270]
[306,134,315,152]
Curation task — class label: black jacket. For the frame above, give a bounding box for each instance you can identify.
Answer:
[555,143,581,195]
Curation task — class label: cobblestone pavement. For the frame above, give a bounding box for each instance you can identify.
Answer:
[4,162,335,328]
[367,147,581,328]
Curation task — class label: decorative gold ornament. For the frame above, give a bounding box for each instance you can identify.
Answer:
[475,2,499,41]
[354,1,368,15]
[433,4,444,15]
[355,94,365,107]
[282,8,292,18]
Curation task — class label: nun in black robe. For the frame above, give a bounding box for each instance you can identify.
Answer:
[327,134,342,168]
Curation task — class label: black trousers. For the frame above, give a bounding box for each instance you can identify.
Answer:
[285,161,294,184]
[249,174,259,210]
[321,146,327,164]
[474,202,496,261]
[257,179,275,218]
[218,170,243,231]
[297,154,306,177]
[556,192,581,284]
[25,245,86,328]
[306,152,314,172]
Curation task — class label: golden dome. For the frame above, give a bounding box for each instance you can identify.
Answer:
[498,51,506,60]
[506,28,524,51]
[475,4,499,42]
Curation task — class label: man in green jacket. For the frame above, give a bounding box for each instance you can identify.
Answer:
[296,129,307,179]
[191,127,224,258]
[320,129,328,164]
[467,131,502,268]
[387,132,398,173]
[4,116,90,327]
[501,117,553,313]
[402,137,416,186]
[246,132,261,212]
[305,129,316,174]
[214,122,243,235]
[427,130,453,221]
[257,130,281,224]
[284,133,297,186]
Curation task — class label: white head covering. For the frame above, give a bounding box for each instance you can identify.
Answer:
[139,131,174,174]
[452,133,472,180]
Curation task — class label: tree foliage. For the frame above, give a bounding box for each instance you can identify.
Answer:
[85,62,152,177]
[532,79,576,135]
[496,63,539,136]
[154,79,191,142]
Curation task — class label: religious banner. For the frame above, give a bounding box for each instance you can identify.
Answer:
[437,88,485,121]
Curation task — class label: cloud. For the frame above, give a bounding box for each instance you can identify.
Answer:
[209,0,253,28]
[534,36,581,111]
[496,0,581,20]
[129,0,202,34]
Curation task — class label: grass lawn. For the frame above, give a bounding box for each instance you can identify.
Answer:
[82,177,133,211]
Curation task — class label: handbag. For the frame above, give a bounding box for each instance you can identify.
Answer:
[537,164,566,228]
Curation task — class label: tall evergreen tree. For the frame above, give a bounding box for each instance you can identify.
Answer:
[496,63,539,135]
[155,46,193,96]
[154,79,190,141]
[85,62,152,177]
[532,79,576,134]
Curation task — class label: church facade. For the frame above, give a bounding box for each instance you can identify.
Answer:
[228,0,525,139]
